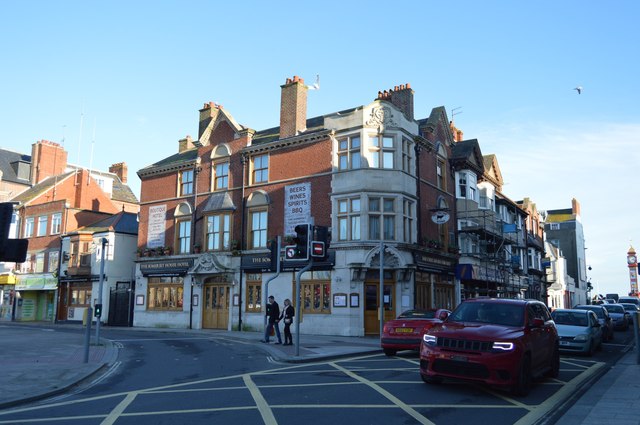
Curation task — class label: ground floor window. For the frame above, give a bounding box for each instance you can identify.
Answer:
[299,270,331,314]
[246,273,262,312]
[148,277,184,310]
[70,285,92,306]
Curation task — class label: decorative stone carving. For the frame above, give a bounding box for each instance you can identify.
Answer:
[366,106,398,128]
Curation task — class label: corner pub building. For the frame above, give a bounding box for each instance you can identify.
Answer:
[134,76,459,336]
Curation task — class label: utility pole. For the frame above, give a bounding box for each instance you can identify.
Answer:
[95,237,107,344]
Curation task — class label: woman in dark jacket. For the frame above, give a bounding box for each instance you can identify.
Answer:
[281,298,295,345]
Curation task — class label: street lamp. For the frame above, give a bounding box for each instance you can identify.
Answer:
[95,237,107,344]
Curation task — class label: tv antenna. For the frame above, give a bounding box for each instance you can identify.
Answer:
[451,106,463,120]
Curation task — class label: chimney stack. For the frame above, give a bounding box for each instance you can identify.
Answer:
[199,101,222,140]
[109,162,128,183]
[178,135,195,153]
[30,140,68,185]
[280,75,308,139]
[450,121,464,142]
[375,83,414,121]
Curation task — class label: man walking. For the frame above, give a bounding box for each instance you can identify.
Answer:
[261,295,282,344]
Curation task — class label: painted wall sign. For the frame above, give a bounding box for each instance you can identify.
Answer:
[147,205,167,248]
[284,182,311,236]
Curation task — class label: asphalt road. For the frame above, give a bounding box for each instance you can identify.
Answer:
[0,327,634,425]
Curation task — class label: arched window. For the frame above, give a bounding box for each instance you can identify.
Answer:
[211,144,231,191]
[246,191,270,249]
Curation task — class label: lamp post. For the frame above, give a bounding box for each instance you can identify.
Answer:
[190,157,202,330]
[95,237,107,344]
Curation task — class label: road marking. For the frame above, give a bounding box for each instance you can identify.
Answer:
[101,392,138,425]
[330,362,435,425]
[243,374,278,425]
[513,361,606,425]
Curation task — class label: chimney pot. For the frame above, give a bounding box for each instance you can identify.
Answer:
[394,86,399,91]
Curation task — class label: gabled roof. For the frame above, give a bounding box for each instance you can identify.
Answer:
[482,154,504,189]
[11,171,75,205]
[450,139,484,174]
[65,211,139,236]
[0,148,31,185]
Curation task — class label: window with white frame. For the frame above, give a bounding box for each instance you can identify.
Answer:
[368,135,395,169]
[179,169,194,196]
[337,198,361,241]
[206,213,231,251]
[549,222,560,230]
[24,217,34,237]
[368,196,395,240]
[337,135,361,170]
[37,215,47,237]
[249,209,267,248]
[251,154,269,184]
[401,138,413,173]
[177,219,191,254]
[457,171,478,201]
[48,251,59,273]
[51,213,62,235]
[403,199,414,243]
[213,161,229,190]
[437,159,446,190]
[35,252,45,273]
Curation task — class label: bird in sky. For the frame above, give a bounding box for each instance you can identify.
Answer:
[574,86,583,94]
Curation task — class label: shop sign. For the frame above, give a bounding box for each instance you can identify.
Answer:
[15,274,58,290]
[140,259,194,276]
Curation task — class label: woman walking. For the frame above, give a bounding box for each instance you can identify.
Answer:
[281,299,295,345]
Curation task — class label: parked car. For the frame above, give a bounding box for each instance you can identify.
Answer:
[551,309,602,356]
[618,297,640,307]
[619,303,640,325]
[381,309,451,356]
[420,298,559,396]
[601,303,629,330]
[572,305,614,341]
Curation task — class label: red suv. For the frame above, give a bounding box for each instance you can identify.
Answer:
[420,298,559,396]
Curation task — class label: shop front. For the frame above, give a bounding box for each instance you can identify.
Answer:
[0,274,17,321]
[14,274,58,322]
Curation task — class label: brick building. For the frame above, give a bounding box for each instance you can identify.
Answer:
[2,140,138,322]
[134,76,459,335]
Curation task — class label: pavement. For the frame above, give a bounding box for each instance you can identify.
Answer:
[0,322,638,425]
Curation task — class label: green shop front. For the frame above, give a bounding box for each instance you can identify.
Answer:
[14,274,57,321]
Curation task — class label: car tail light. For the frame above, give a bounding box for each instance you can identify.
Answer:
[383,323,392,333]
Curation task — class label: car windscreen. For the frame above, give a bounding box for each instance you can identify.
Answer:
[576,306,605,318]
[552,311,588,327]
[449,302,523,327]
[603,305,624,314]
[398,310,436,319]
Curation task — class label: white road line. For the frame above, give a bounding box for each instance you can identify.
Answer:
[243,374,278,425]
[330,362,435,425]
[101,392,138,425]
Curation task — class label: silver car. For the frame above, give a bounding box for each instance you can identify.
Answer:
[552,309,602,356]
[601,303,629,330]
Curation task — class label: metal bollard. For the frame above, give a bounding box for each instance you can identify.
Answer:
[84,307,93,363]
[634,312,640,365]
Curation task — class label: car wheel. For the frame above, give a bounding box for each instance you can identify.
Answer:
[512,355,532,397]
[546,346,560,378]
[421,374,442,384]
[383,348,397,357]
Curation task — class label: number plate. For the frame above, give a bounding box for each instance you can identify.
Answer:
[560,341,570,346]
[451,355,468,362]
[395,327,414,333]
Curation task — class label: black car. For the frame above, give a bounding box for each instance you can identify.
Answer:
[572,305,614,341]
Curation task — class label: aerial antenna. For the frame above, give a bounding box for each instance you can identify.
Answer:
[88,118,96,185]
[305,74,320,90]
[451,106,463,121]
[76,104,84,186]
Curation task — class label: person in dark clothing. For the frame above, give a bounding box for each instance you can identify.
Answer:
[280,298,295,345]
[261,295,282,344]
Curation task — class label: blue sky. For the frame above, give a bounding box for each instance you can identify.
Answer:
[1,1,638,296]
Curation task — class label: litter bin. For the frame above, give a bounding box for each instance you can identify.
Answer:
[82,308,88,326]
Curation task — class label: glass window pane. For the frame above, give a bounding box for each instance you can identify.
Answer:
[383,152,394,168]
[351,199,360,212]
[383,137,393,147]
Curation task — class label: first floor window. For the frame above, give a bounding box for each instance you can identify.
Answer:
[368,196,395,240]
[24,217,34,238]
[177,219,191,254]
[51,213,62,234]
[206,214,231,251]
[35,253,45,272]
[48,251,59,273]
[148,277,184,311]
[37,215,47,236]
[246,273,262,313]
[250,210,267,248]
[300,270,331,314]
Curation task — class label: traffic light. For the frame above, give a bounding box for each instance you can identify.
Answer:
[94,304,103,318]
[0,202,28,263]
[285,224,310,261]
[310,225,331,259]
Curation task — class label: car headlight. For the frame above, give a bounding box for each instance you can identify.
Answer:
[423,334,437,345]
[491,342,514,351]
[573,334,588,341]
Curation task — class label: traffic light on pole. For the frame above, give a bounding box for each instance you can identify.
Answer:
[310,225,331,259]
[0,202,28,263]
[285,224,310,261]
